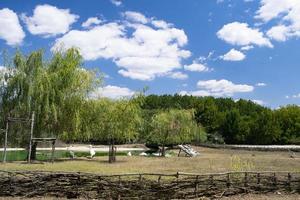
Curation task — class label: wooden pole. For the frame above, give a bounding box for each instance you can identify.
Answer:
[28,112,35,163]
[3,120,9,163]
[51,140,55,163]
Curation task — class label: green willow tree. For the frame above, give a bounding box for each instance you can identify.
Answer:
[1,49,99,159]
[80,95,144,163]
[148,109,203,156]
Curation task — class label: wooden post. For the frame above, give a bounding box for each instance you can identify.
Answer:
[257,173,260,185]
[226,173,230,188]
[244,172,248,187]
[209,175,214,186]
[28,112,35,163]
[2,120,8,163]
[51,140,56,163]
[273,173,277,188]
[194,175,199,197]
[287,173,292,191]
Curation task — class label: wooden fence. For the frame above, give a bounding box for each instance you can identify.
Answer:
[0,170,299,199]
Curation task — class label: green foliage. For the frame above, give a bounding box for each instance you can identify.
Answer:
[142,95,300,145]
[78,97,143,144]
[147,109,203,146]
[0,48,100,145]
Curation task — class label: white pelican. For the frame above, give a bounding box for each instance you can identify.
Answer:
[67,145,75,159]
[89,145,96,158]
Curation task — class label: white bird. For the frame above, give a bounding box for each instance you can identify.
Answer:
[89,145,96,158]
[127,151,132,156]
[67,145,75,159]
[153,152,161,157]
[139,152,147,156]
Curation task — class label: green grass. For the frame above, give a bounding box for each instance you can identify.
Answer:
[0,150,136,162]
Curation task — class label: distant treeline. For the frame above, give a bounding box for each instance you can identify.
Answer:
[141,95,300,145]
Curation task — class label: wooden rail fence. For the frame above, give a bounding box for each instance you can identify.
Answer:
[0,170,299,199]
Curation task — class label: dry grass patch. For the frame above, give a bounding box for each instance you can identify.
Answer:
[0,147,299,174]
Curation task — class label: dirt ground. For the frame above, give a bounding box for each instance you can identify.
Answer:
[0,193,299,199]
[0,146,299,174]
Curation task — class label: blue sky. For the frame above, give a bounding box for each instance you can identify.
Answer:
[0,0,300,108]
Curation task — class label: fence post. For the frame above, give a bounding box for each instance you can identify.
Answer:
[28,112,35,163]
[273,173,277,189]
[226,173,230,188]
[244,172,248,188]
[3,120,8,163]
[287,173,292,191]
[194,175,199,197]
[209,175,214,187]
[257,173,260,185]
[158,175,161,184]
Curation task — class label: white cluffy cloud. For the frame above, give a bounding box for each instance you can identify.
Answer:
[256,0,300,42]
[256,82,267,87]
[82,17,102,28]
[110,0,122,6]
[90,85,135,99]
[286,93,300,99]
[221,49,246,61]
[180,79,254,97]
[52,12,191,81]
[167,72,188,80]
[217,22,273,48]
[251,99,265,105]
[184,62,210,72]
[0,8,25,46]
[22,4,79,37]
[123,11,148,24]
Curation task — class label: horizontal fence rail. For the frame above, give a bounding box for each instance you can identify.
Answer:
[0,170,299,199]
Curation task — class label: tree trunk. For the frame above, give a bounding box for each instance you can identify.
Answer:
[108,139,116,163]
[161,144,165,157]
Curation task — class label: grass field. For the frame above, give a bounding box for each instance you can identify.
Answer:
[0,146,299,174]
[0,150,130,161]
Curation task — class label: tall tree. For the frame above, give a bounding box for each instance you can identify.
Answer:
[1,49,99,159]
[148,109,202,156]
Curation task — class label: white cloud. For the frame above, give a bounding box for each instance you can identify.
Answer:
[252,99,265,105]
[110,0,122,6]
[255,0,298,22]
[82,17,102,28]
[179,79,254,97]
[286,93,300,99]
[0,8,25,46]
[184,62,210,72]
[22,4,79,37]
[90,85,134,99]
[256,0,300,42]
[167,72,188,80]
[256,82,267,87]
[123,11,148,24]
[217,22,273,47]
[151,20,172,29]
[267,25,290,42]
[241,45,254,51]
[53,13,191,81]
[221,49,246,61]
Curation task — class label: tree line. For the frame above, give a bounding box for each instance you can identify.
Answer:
[142,95,300,145]
[0,49,299,158]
